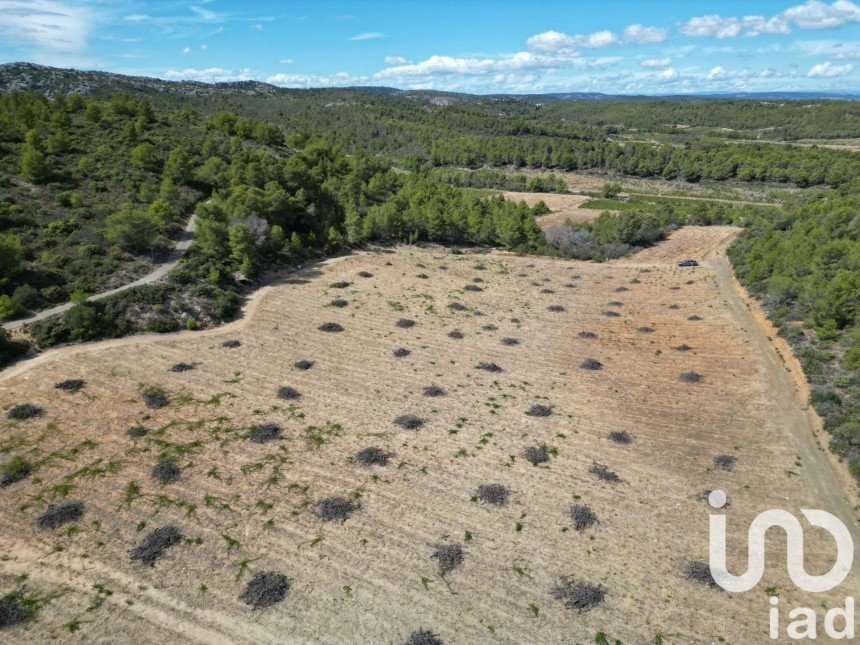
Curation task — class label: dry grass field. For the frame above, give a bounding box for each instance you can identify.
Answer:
[0,229,856,643]
[501,191,609,229]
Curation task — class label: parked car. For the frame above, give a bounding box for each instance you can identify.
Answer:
[677,259,699,267]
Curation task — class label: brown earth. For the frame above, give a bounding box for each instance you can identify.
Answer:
[0,231,856,644]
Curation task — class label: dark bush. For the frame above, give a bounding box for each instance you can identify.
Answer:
[477,362,503,372]
[552,577,606,611]
[250,423,282,444]
[636,326,655,333]
[578,331,597,339]
[317,496,357,523]
[464,284,483,292]
[396,318,416,328]
[602,310,621,317]
[447,302,467,311]
[570,504,599,531]
[277,386,302,400]
[130,526,182,566]
[431,544,464,574]
[0,594,30,628]
[684,560,718,587]
[524,445,550,465]
[7,404,44,420]
[608,430,632,444]
[416,273,429,279]
[526,404,552,417]
[1,456,32,487]
[713,455,737,471]
[407,629,443,645]
[330,281,351,289]
[221,339,241,348]
[318,322,344,332]
[674,344,692,351]
[615,286,629,292]
[500,337,519,346]
[294,359,314,370]
[143,389,169,409]
[240,571,290,609]
[589,462,622,483]
[329,299,348,308]
[170,362,194,372]
[680,371,703,383]
[547,305,565,312]
[393,347,411,357]
[152,457,180,484]
[422,385,446,397]
[357,271,373,278]
[355,447,392,467]
[688,315,703,321]
[394,414,424,429]
[482,324,498,331]
[37,501,84,529]
[580,358,603,370]
[447,330,464,339]
[146,317,180,333]
[476,484,509,506]
[54,379,86,392]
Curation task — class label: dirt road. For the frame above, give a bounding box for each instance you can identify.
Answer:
[3,214,197,331]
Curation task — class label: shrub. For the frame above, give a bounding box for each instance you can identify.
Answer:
[396,318,416,328]
[547,305,565,312]
[393,347,411,357]
[329,299,348,308]
[476,484,509,506]
[355,447,392,467]
[602,310,621,317]
[477,362,503,372]
[431,544,464,574]
[688,315,703,321]
[673,344,692,351]
[0,328,28,367]
[447,302,468,311]
[54,379,86,392]
[500,337,519,346]
[0,594,31,628]
[407,630,443,645]
[7,403,45,420]
[142,389,169,409]
[608,431,632,444]
[570,504,599,531]
[250,423,282,444]
[394,414,424,429]
[578,331,597,339]
[482,324,498,331]
[526,404,552,417]
[580,358,603,370]
[416,273,429,279]
[447,330,464,339]
[318,322,344,332]
[684,560,718,587]
[680,371,703,383]
[552,577,606,611]
[422,385,446,397]
[636,326,655,333]
[713,455,736,471]
[37,501,84,529]
[240,572,290,609]
[127,426,149,438]
[524,445,550,465]
[152,457,181,484]
[222,339,241,348]
[170,362,194,372]
[1,456,32,487]
[357,271,373,278]
[330,281,351,289]
[589,462,622,483]
[277,386,302,400]
[464,284,483,292]
[130,526,182,566]
[294,359,314,370]
[146,316,180,333]
[317,496,357,523]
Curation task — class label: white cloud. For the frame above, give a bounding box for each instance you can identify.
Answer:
[279,58,294,64]
[807,60,854,76]
[123,14,148,22]
[707,66,728,80]
[681,1,860,39]
[658,67,678,79]
[527,23,666,51]
[200,44,208,50]
[164,67,256,83]
[183,46,191,54]
[640,57,671,68]
[251,23,263,31]
[266,71,366,87]
[384,55,410,65]
[349,32,384,41]
[0,0,91,53]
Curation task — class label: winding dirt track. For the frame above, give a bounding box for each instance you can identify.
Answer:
[0,230,856,644]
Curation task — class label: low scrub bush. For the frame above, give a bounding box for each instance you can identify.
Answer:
[130,526,182,566]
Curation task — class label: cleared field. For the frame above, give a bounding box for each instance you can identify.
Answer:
[502,191,609,228]
[0,232,856,643]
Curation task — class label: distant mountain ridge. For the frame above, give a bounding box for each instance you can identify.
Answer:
[0,62,858,102]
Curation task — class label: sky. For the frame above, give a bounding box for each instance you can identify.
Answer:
[0,0,859,94]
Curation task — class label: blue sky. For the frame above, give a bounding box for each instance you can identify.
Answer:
[1,1,858,93]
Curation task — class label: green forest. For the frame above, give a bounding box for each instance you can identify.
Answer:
[0,77,856,476]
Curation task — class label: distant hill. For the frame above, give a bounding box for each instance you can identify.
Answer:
[1,62,857,102]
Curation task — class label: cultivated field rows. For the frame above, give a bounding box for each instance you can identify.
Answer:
[0,234,854,643]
